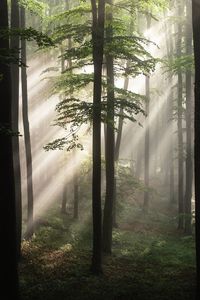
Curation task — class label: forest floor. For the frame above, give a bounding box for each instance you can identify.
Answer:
[19,206,196,300]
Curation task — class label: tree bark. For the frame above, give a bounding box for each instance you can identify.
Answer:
[102,0,115,254]
[185,0,193,235]
[177,1,184,230]
[192,0,200,296]
[21,7,34,239]
[61,184,68,214]
[165,12,175,204]
[0,0,19,297]
[143,14,151,214]
[91,0,105,274]
[112,76,129,227]
[73,172,79,219]
[11,0,22,259]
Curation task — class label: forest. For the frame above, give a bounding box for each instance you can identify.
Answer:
[0,0,200,299]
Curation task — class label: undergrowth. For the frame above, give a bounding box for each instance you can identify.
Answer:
[19,206,196,300]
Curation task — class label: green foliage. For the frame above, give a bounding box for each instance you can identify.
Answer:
[113,0,170,17]
[50,73,94,96]
[43,0,166,151]
[20,206,195,300]
[52,22,91,44]
[19,0,48,18]
[48,3,91,24]
[105,35,157,76]
[162,55,194,75]
[0,27,54,48]
[44,134,84,152]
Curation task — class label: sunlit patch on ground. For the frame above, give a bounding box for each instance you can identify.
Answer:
[19,205,195,300]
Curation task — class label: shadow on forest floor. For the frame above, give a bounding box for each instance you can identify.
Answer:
[19,208,196,300]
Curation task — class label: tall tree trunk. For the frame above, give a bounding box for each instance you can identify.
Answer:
[11,0,22,259]
[177,1,184,230]
[113,76,129,227]
[143,14,151,214]
[169,89,175,205]
[61,184,68,214]
[112,13,133,227]
[192,0,200,296]
[73,172,79,219]
[60,0,71,214]
[165,12,175,204]
[91,0,105,274]
[102,0,115,254]
[185,0,193,235]
[21,7,34,239]
[0,0,19,297]
[135,141,143,179]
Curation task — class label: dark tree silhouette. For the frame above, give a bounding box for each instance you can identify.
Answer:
[177,0,184,230]
[0,0,19,298]
[11,0,22,259]
[21,7,34,239]
[185,0,193,235]
[144,14,151,214]
[91,0,105,274]
[102,0,115,254]
[192,0,200,297]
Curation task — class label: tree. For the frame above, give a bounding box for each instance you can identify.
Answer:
[167,19,175,205]
[102,0,115,254]
[0,0,19,298]
[177,0,184,230]
[21,6,34,239]
[73,169,79,219]
[61,183,68,214]
[11,0,22,259]
[44,0,156,260]
[91,0,105,274]
[192,0,200,296]
[143,13,151,214]
[185,0,193,235]
[162,1,194,228]
[112,74,129,228]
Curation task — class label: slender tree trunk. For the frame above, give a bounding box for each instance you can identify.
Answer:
[112,14,133,226]
[167,82,175,207]
[73,172,79,219]
[185,0,193,235]
[192,1,200,296]
[91,0,105,274]
[169,99,175,205]
[113,76,129,227]
[61,44,65,72]
[143,13,151,214]
[153,127,158,178]
[0,0,19,297]
[165,15,175,204]
[169,85,175,205]
[177,1,184,230]
[144,76,150,213]
[135,141,142,179]
[61,183,68,214]
[11,0,22,259]
[60,0,71,214]
[60,52,67,215]
[21,7,34,239]
[102,0,115,254]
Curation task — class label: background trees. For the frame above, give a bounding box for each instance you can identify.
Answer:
[0,0,198,299]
